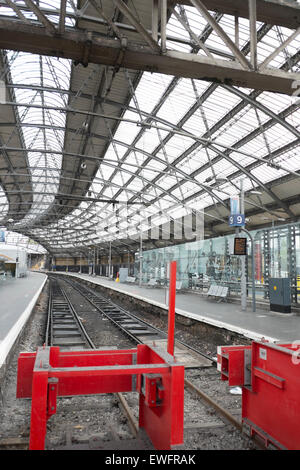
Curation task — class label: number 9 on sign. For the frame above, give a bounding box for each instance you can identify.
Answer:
[229,214,245,227]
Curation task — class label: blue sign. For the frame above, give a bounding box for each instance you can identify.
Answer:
[229,214,245,227]
[0,231,5,242]
[230,196,240,215]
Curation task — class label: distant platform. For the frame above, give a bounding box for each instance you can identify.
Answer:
[0,271,47,369]
[49,272,300,344]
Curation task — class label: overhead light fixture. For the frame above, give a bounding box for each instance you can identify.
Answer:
[250,190,262,195]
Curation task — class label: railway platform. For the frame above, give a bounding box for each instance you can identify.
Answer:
[50,272,300,343]
[0,271,47,372]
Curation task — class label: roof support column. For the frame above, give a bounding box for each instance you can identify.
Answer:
[152,0,159,42]
[249,0,258,70]
[161,0,167,54]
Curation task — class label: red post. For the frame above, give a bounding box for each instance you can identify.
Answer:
[167,261,177,357]
[29,371,49,450]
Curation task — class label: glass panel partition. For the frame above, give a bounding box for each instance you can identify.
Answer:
[136,222,300,303]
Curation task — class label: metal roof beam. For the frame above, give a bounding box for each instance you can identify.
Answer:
[176,0,300,29]
[0,19,298,95]
[23,0,57,34]
[1,0,298,30]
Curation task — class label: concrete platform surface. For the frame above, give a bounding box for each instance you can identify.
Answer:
[54,272,300,343]
[0,271,47,367]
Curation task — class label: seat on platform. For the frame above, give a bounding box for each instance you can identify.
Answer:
[147,278,160,288]
[207,284,229,302]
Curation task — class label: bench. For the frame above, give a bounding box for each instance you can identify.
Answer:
[147,278,160,288]
[207,285,229,302]
[126,276,136,283]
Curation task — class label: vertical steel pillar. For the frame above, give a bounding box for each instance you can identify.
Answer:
[139,229,143,287]
[240,180,247,311]
[241,227,256,312]
[167,261,177,357]
[152,0,159,41]
[288,225,297,304]
[277,230,281,278]
[160,0,167,53]
[109,241,112,278]
[234,14,239,49]
[263,229,270,299]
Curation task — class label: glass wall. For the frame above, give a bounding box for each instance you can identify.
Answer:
[135,222,300,303]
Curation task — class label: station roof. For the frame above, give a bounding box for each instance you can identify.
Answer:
[0,0,299,257]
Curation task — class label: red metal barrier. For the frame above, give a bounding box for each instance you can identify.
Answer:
[217,340,300,450]
[17,344,184,450]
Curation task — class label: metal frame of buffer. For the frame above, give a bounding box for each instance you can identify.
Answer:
[16,262,184,450]
[217,339,300,450]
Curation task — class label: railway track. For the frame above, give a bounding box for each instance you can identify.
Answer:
[53,274,215,365]
[45,276,142,449]
[45,278,95,350]
[49,274,261,449]
[0,274,260,450]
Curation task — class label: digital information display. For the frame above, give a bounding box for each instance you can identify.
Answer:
[234,237,247,255]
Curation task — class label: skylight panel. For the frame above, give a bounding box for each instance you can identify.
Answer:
[229,151,256,168]
[250,164,287,184]
[257,26,300,68]
[156,79,197,123]
[162,134,195,161]
[286,110,300,129]
[7,52,71,225]
[133,73,173,114]
[113,111,141,144]
[135,127,169,154]
[256,91,294,116]
[182,113,209,136]
[276,152,300,172]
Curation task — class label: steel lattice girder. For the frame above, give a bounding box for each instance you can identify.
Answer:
[0,19,298,95]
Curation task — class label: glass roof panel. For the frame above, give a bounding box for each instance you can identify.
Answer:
[0,2,298,251]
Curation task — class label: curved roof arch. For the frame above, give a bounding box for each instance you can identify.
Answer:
[0,0,299,255]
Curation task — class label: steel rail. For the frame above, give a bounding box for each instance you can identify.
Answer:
[60,276,165,345]
[184,378,266,449]
[58,273,264,448]
[48,275,140,441]
[60,274,216,364]
[185,378,242,430]
[61,287,96,350]
[48,273,264,449]
[47,277,96,350]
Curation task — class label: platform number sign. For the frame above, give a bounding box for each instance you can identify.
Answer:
[228,214,245,227]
